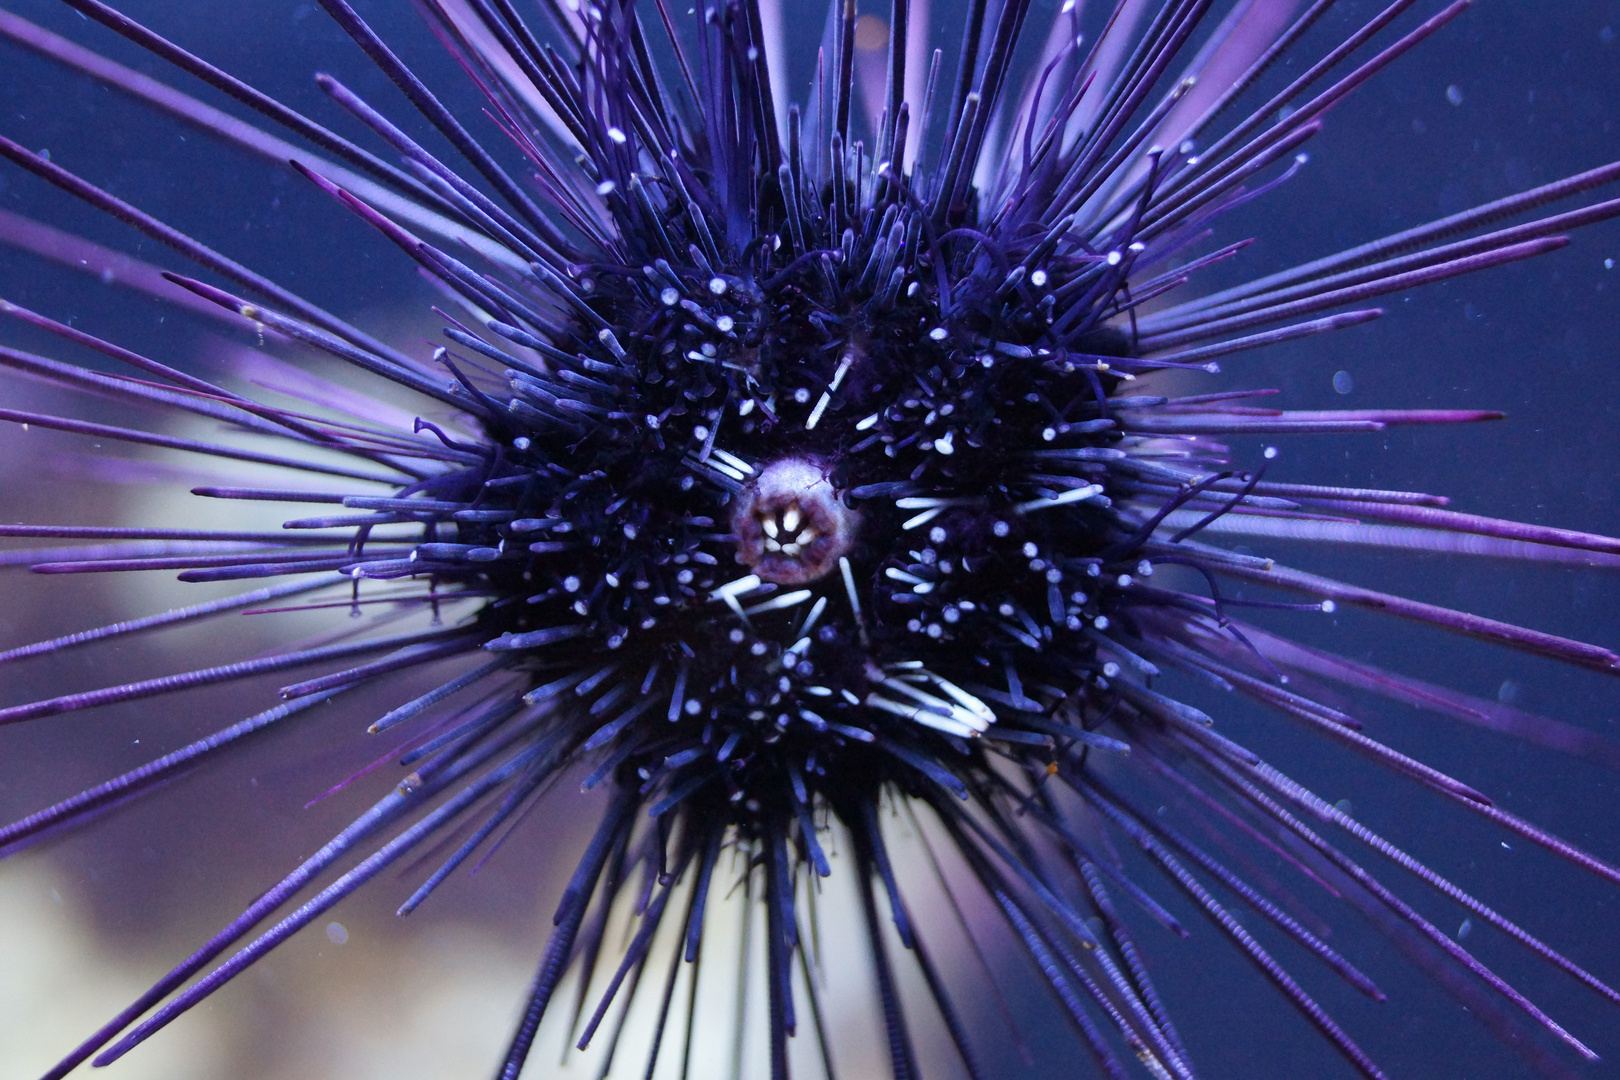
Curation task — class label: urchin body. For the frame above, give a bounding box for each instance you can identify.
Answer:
[470,186,1140,851]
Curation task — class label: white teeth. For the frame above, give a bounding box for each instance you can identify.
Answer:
[758,507,812,558]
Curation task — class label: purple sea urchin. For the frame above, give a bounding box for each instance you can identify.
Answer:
[1,1,1619,1078]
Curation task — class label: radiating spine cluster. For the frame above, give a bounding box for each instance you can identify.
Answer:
[2,1,1620,1078]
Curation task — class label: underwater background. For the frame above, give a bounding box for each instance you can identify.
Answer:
[0,0,1618,1077]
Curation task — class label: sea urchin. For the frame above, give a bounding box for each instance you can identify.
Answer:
[2,1,1620,1078]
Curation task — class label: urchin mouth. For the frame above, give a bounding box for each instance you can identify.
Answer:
[731,457,859,586]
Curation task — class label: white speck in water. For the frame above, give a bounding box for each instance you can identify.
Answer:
[1332,370,1354,394]
[325,922,349,945]
[1445,84,1464,106]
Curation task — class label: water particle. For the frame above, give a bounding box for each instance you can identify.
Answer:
[1332,370,1354,394]
[325,923,349,945]
[853,13,889,51]
[1445,84,1464,106]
